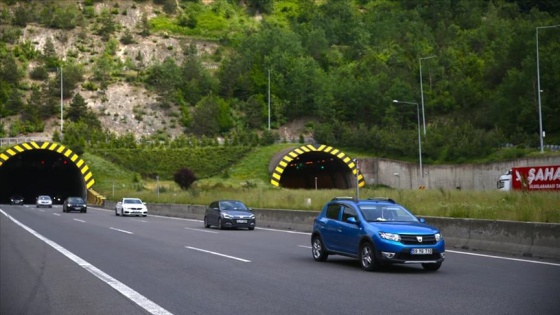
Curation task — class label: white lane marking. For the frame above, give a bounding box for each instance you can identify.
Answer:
[53,213,61,216]
[110,227,134,234]
[446,250,560,267]
[80,207,560,267]
[38,209,45,212]
[298,245,311,249]
[0,209,173,315]
[184,227,218,234]
[73,219,86,223]
[185,246,251,263]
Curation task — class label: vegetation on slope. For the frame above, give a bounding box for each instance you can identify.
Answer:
[0,0,559,165]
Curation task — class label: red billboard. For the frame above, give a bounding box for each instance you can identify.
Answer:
[511,165,560,191]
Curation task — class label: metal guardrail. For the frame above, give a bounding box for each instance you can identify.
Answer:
[0,137,50,147]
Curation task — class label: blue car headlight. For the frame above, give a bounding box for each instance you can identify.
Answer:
[435,233,442,242]
[222,213,233,219]
[379,232,401,242]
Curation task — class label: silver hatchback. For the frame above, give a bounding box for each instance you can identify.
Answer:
[36,195,53,208]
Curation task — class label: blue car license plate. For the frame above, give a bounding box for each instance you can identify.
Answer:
[411,248,432,255]
[237,220,247,223]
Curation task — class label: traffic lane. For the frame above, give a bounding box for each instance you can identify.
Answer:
[1,207,306,314]
[0,209,151,315]
[3,205,560,314]
[96,216,560,314]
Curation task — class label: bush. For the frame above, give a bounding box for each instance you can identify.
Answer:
[174,167,197,190]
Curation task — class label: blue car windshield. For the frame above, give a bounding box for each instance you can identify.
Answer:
[359,205,418,222]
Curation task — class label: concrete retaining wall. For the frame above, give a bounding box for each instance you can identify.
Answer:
[102,201,560,261]
[361,156,560,190]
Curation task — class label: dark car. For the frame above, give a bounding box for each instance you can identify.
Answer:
[10,195,24,205]
[311,197,445,271]
[204,200,256,230]
[63,197,87,213]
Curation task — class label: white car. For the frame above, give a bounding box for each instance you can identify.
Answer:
[115,198,148,217]
[36,195,53,208]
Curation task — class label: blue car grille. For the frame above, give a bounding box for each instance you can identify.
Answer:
[399,234,437,245]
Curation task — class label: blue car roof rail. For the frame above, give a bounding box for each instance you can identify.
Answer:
[331,196,356,201]
[366,197,396,204]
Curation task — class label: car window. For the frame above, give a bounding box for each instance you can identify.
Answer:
[219,201,230,210]
[360,205,417,222]
[124,199,142,204]
[230,201,249,211]
[325,204,341,220]
[341,206,357,222]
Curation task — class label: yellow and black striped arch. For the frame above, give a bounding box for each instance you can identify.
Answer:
[270,144,365,187]
[0,141,95,189]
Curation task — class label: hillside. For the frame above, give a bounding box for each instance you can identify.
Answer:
[3,1,221,139]
[1,0,559,164]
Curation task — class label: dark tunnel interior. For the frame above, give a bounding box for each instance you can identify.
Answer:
[279,152,356,189]
[0,150,86,204]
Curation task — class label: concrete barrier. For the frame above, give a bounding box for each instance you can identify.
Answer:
[100,201,560,261]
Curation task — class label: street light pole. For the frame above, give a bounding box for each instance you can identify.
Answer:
[267,68,271,131]
[59,66,63,134]
[353,159,359,200]
[536,25,560,153]
[419,56,436,136]
[393,100,423,187]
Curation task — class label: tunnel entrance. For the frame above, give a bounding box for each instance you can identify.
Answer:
[0,141,94,204]
[270,144,365,189]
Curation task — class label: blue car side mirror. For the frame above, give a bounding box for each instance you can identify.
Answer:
[347,217,358,224]
[418,217,426,223]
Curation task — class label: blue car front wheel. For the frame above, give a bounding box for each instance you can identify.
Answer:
[360,242,381,271]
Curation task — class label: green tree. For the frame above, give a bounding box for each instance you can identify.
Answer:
[146,57,181,108]
[189,95,225,136]
[97,8,117,41]
[42,37,59,69]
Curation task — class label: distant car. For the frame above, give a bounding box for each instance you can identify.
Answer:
[311,197,445,271]
[36,195,53,208]
[52,195,63,205]
[63,197,87,213]
[204,200,256,230]
[115,198,148,217]
[10,195,24,205]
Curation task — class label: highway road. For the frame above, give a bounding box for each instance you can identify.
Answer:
[1,204,559,315]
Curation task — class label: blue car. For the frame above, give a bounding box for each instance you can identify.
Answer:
[311,197,445,271]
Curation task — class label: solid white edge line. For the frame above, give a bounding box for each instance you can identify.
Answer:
[73,218,86,223]
[186,246,251,262]
[0,209,173,315]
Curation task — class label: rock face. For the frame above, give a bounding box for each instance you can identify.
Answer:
[9,1,219,140]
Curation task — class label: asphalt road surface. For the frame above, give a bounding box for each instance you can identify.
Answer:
[1,204,559,315]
